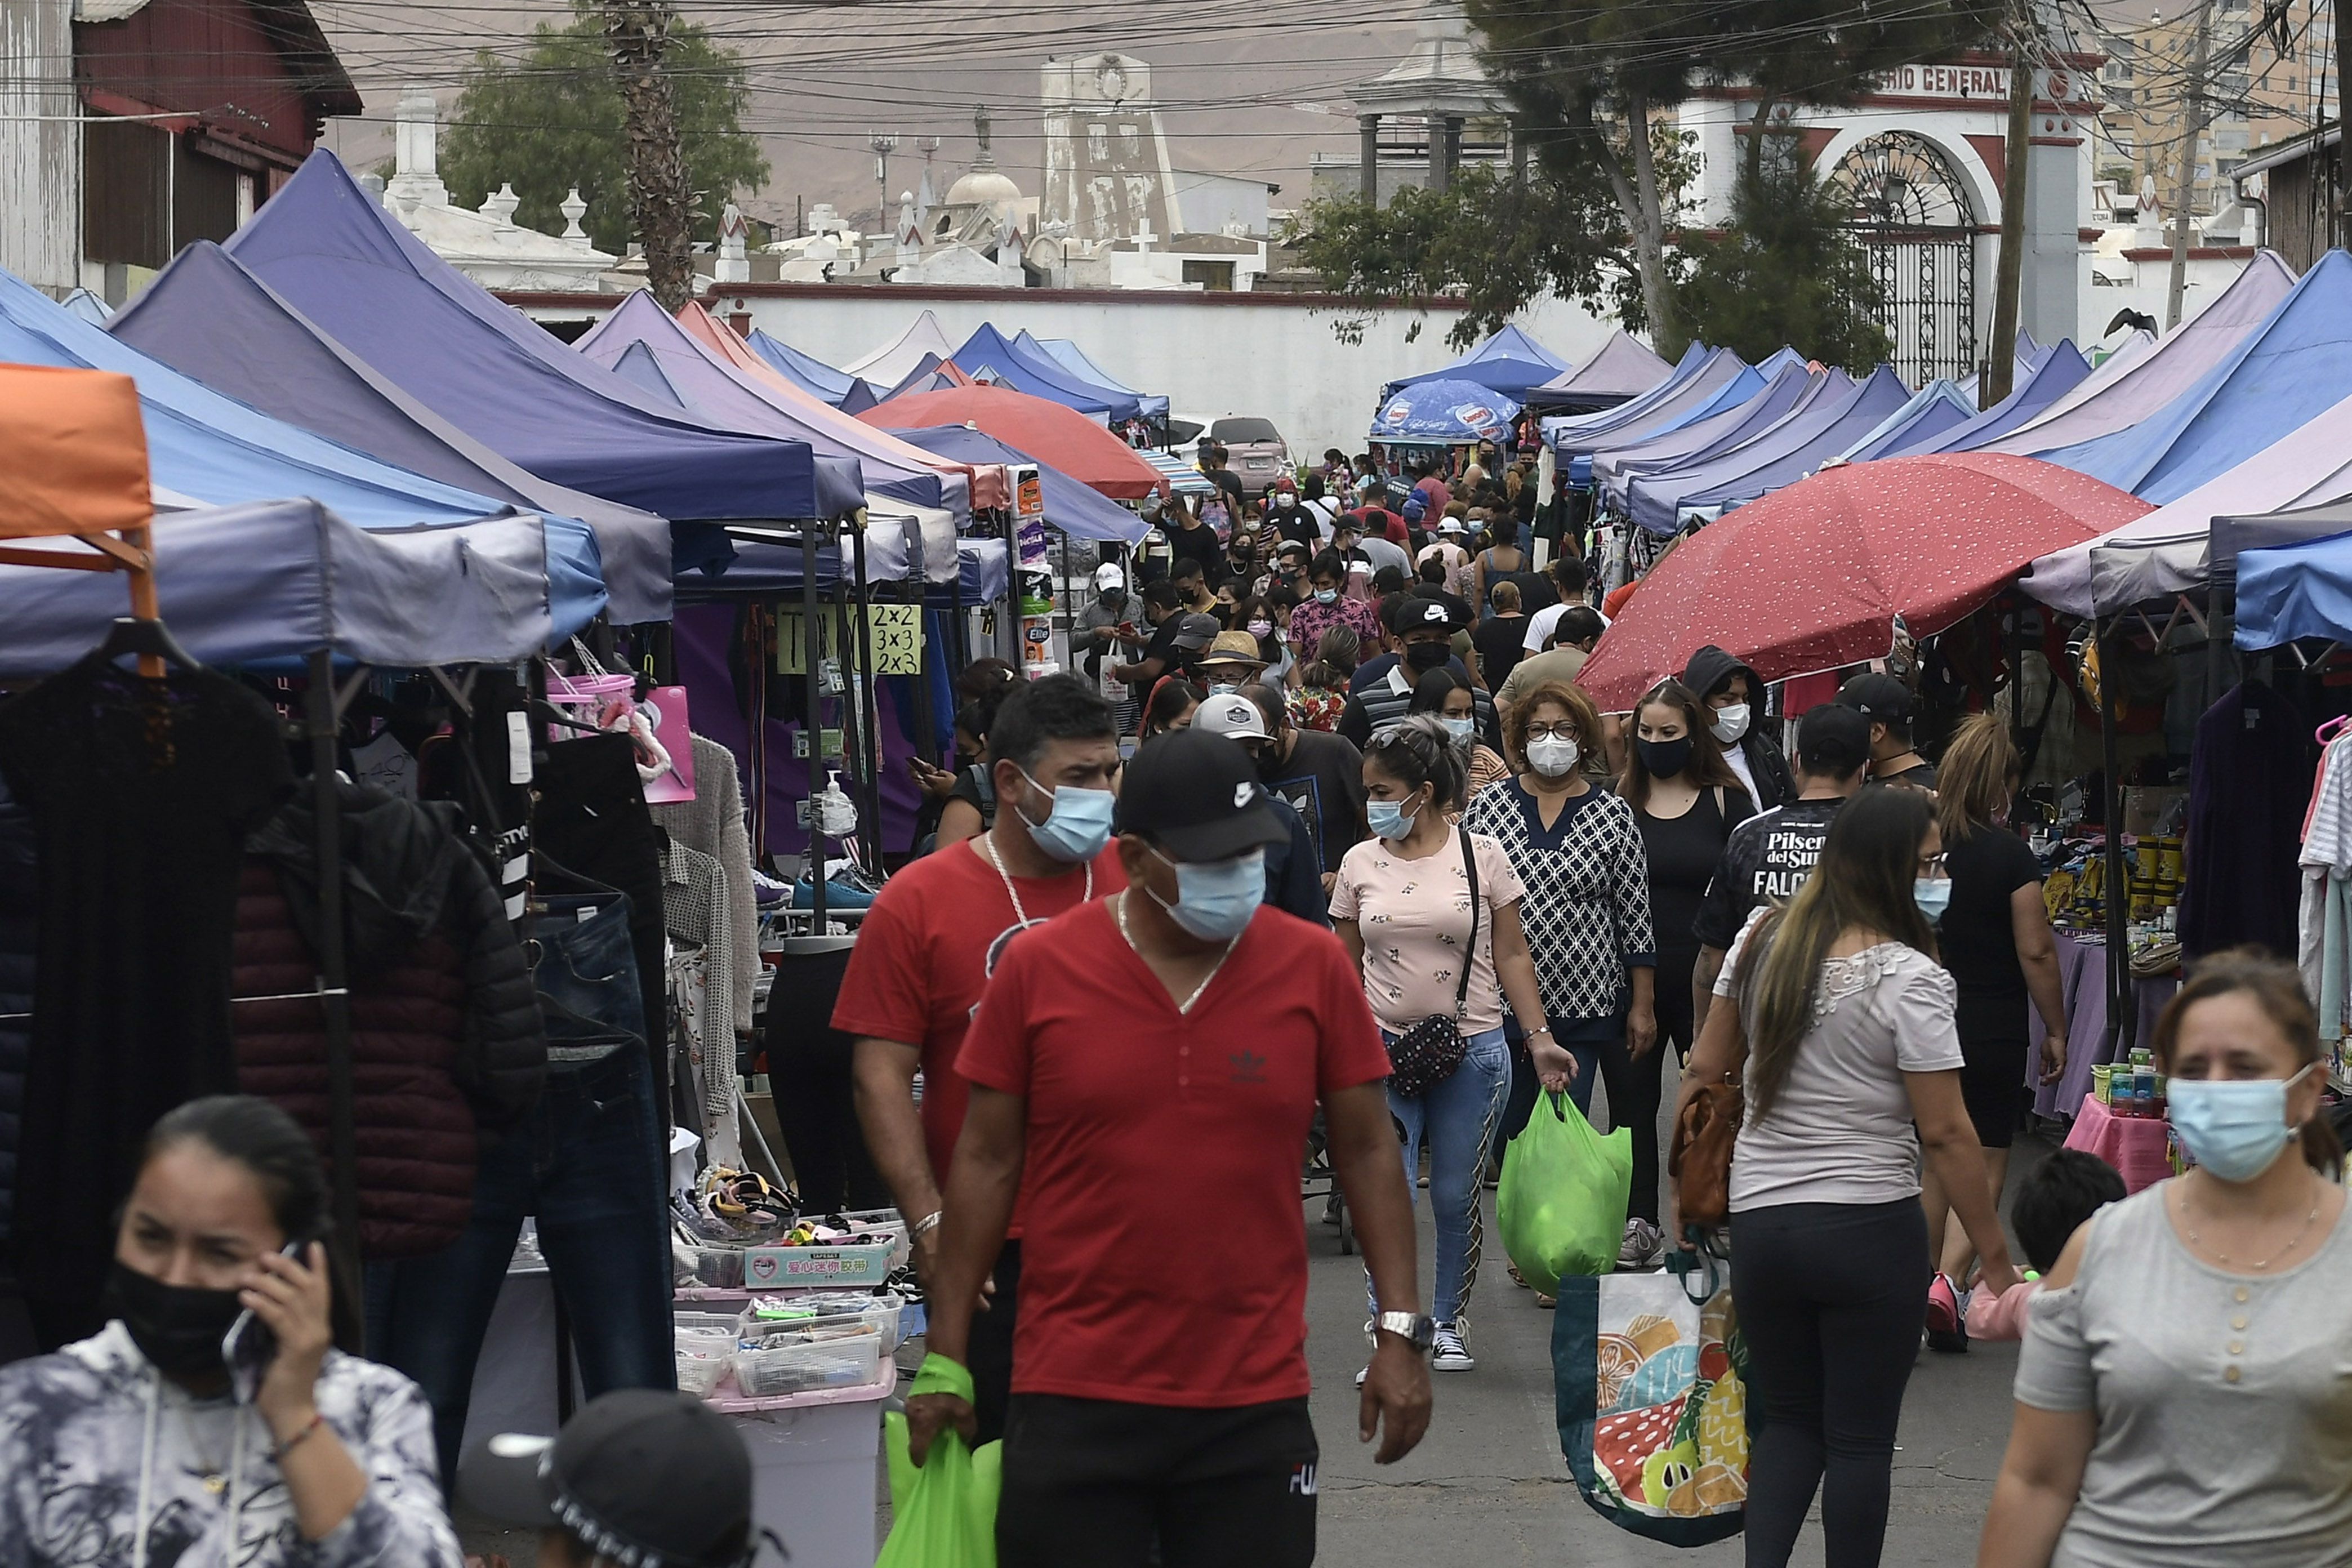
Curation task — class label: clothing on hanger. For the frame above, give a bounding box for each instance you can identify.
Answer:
[648,734,758,1038]
[2180,678,2309,960]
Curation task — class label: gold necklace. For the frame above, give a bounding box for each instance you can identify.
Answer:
[2179,1171,2324,1271]
[1115,890,1240,1014]
[978,832,1090,930]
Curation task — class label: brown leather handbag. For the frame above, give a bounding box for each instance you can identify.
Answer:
[1669,1079,1744,1232]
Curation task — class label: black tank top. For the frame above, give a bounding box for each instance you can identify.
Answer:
[1634,785,1749,960]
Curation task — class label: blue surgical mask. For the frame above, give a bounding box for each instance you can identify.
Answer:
[1914,876,1952,924]
[1315,588,1339,605]
[1149,847,1264,941]
[1367,799,1417,840]
[1209,682,1241,696]
[2168,1065,2313,1182]
[1015,768,1115,863]
[1442,716,1476,745]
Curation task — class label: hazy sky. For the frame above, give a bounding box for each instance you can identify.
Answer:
[311,0,1434,229]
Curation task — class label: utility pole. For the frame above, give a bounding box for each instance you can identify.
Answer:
[1986,1,2035,407]
[869,131,899,239]
[2166,0,2215,329]
[604,1,694,312]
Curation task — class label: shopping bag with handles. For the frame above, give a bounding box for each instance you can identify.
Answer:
[1553,1249,1748,1547]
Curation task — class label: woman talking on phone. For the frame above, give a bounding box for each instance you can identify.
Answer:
[0,1095,461,1566]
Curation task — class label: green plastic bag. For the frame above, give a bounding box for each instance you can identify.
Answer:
[1498,1089,1633,1293]
[877,1355,1004,1568]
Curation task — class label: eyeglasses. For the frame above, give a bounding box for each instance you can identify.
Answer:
[1525,723,1583,743]
[1918,852,1949,876]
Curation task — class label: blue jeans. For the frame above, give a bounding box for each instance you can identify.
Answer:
[366,1046,675,1483]
[1373,1027,1509,1325]
[532,892,647,1048]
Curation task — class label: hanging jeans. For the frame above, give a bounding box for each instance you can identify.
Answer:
[367,898,673,1484]
[1370,1027,1508,1326]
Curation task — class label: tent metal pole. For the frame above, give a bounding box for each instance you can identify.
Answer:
[849,520,885,868]
[305,649,362,1273]
[2097,621,2130,1064]
[801,529,827,926]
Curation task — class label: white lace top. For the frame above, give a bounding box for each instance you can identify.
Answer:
[1714,907,1964,1210]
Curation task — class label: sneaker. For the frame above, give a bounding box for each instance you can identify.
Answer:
[1354,1364,1369,1388]
[1431,1324,1475,1371]
[1618,1218,1663,1270]
[1925,1272,1968,1354]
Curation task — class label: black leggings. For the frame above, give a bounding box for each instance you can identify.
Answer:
[1728,1200,1928,1568]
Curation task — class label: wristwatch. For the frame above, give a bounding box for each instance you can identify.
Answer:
[1375,1311,1438,1353]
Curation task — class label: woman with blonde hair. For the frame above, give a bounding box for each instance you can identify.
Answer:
[1920,713,2070,1349]
[1671,787,2019,1568]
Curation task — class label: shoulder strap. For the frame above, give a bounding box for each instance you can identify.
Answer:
[1455,827,1480,1015]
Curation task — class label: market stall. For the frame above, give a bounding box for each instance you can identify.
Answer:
[1520,329,1673,415]
[1380,323,1571,400]
[1585,357,1809,502]
[1547,346,1757,485]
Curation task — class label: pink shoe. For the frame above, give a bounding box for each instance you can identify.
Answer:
[1925,1273,1967,1354]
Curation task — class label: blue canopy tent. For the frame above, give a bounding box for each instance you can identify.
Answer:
[952,323,1130,419]
[0,266,558,539]
[224,150,862,529]
[1547,347,1755,484]
[1138,448,1216,496]
[105,241,673,623]
[882,353,971,400]
[2233,510,2352,649]
[1381,324,1570,399]
[2033,251,2352,503]
[1623,368,1875,533]
[1581,349,1811,492]
[1367,378,1522,444]
[1901,340,2093,457]
[1839,380,1979,462]
[745,329,872,408]
[1681,365,1912,523]
[606,341,703,413]
[887,425,1150,544]
[0,499,604,676]
[1522,330,1675,413]
[1591,363,1818,508]
[1027,334,1170,421]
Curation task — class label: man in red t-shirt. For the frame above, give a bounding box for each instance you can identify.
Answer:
[834,674,1125,1446]
[906,729,1432,1568]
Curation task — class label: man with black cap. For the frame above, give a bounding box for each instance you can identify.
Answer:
[1836,671,1939,791]
[462,1389,767,1568]
[908,728,1432,1568]
[1689,703,1872,1031]
[1339,594,1494,748]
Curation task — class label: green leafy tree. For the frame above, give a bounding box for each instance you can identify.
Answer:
[1677,147,1891,373]
[440,1,768,256]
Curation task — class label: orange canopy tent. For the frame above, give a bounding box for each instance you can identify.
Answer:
[0,365,166,669]
[859,381,1168,501]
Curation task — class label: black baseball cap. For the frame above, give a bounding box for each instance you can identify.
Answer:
[460,1390,758,1568]
[1171,612,1222,652]
[1835,671,1916,721]
[1113,727,1288,861]
[1797,703,1872,777]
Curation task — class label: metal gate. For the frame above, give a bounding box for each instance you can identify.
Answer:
[1826,132,1979,386]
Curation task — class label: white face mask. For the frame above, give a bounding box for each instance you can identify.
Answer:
[1526,736,1579,777]
[1709,703,1752,745]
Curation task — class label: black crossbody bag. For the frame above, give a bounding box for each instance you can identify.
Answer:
[1385,827,1481,1098]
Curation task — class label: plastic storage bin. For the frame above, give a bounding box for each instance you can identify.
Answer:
[730,1330,883,1397]
[675,1347,730,1395]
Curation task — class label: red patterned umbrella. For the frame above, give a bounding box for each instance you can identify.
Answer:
[1576,454,2153,711]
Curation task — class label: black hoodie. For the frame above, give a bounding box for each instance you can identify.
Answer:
[1680,645,1797,812]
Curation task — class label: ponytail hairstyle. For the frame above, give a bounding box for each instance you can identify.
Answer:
[142,1095,365,1351]
[1364,712,1468,816]
[1739,789,1940,1120]
[1934,711,2019,848]
[2153,949,2345,1177]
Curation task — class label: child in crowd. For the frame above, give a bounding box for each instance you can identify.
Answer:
[1966,1149,2128,1341]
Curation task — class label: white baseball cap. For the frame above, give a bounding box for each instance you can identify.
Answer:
[1093,562,1126,590]
[1192,692,1271,742]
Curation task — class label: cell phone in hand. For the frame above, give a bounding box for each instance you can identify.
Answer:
[224,1238,309,1405]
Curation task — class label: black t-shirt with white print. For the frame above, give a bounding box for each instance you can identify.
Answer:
[1691,796,1848,952]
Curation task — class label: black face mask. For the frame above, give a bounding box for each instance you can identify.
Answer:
[101,1259,243,1378]
[1637,736,1693,779]
[1404,640,1450,673]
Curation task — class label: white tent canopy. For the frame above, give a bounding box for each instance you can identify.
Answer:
[841,309,962,387]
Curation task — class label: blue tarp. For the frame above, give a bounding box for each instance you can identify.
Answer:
[745,329,868,407]
[1382,324,1571,399]
[577,290,956,514]
[887,425,1147,544]
[0,265,541,537]
[0,499,603,675]
[2235,518,2352,648]
[1368,378,1521,444]
[225,149,861,525]
[952,323,1129,419]
[1906,341,2092,456]
[1592,364,1818,507]
[2037,251,2352,503]
[106,240,672,623]
[1841,380,1978,462]
[1028,333,1169,420]
[1623,368,1865,533]
[1687,365,1911,523]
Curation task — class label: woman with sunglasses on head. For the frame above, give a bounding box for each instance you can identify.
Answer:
[1977,950,2352,1568]
[1609,679,1754,1267]
[1463,681,1656,1193]
[1672,787,2019,1568]
[0,1095,461,1567]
